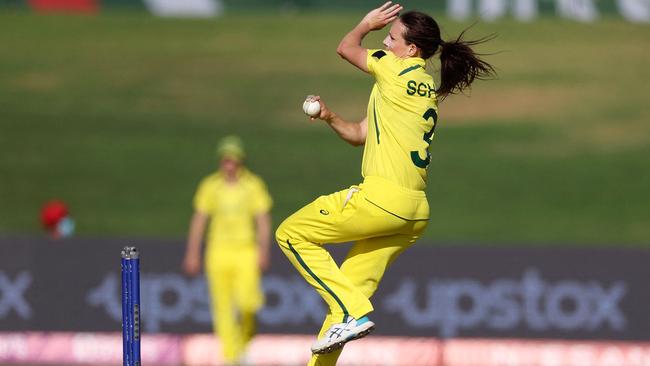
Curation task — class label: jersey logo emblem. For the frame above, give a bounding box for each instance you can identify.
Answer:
[320,209,329,215]
[372,50,386,60]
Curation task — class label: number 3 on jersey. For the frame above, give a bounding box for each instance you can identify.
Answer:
[410,108,438,168]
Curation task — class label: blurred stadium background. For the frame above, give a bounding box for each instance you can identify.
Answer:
[1,0,649,365]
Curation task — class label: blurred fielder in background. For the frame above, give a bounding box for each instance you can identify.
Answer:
[182,135,273,365]
[276,2,495,365]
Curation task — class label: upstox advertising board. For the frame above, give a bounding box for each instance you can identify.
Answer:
[0,236,648,340]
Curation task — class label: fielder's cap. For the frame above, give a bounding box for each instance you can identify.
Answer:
[216,135,245,161]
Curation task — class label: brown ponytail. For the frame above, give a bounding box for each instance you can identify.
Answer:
[400,11,496,99]
[438,30,496,98]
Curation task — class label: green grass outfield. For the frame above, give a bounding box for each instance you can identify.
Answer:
[0,11,649,245]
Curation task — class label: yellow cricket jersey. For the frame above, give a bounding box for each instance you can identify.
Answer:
[363,49,439,191]
[193,168,272,249]
[360,49,438,221]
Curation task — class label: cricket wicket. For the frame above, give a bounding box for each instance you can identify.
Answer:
[121,246,141,366]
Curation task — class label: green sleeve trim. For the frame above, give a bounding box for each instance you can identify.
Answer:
[372,50,386,60]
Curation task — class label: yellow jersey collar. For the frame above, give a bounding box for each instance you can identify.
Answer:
[215,167,249,183]
[410,57,426,67]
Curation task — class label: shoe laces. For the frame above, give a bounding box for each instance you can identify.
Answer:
[325,317,356,340]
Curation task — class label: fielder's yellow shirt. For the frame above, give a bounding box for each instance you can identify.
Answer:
[194,168,272,248]
[361,49,439,220]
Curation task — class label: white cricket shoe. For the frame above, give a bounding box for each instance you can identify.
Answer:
[310,316,375,354]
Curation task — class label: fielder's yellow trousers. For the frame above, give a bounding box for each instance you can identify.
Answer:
[205,246,263,364]
[276,177,428,366]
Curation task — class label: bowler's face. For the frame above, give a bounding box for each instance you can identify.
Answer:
[383,19,411,58]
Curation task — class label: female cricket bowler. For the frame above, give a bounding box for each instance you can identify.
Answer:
[275,2,495,364]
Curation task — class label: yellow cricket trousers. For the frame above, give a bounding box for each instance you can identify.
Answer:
[275,178,428,366]
[205,246,263,363]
